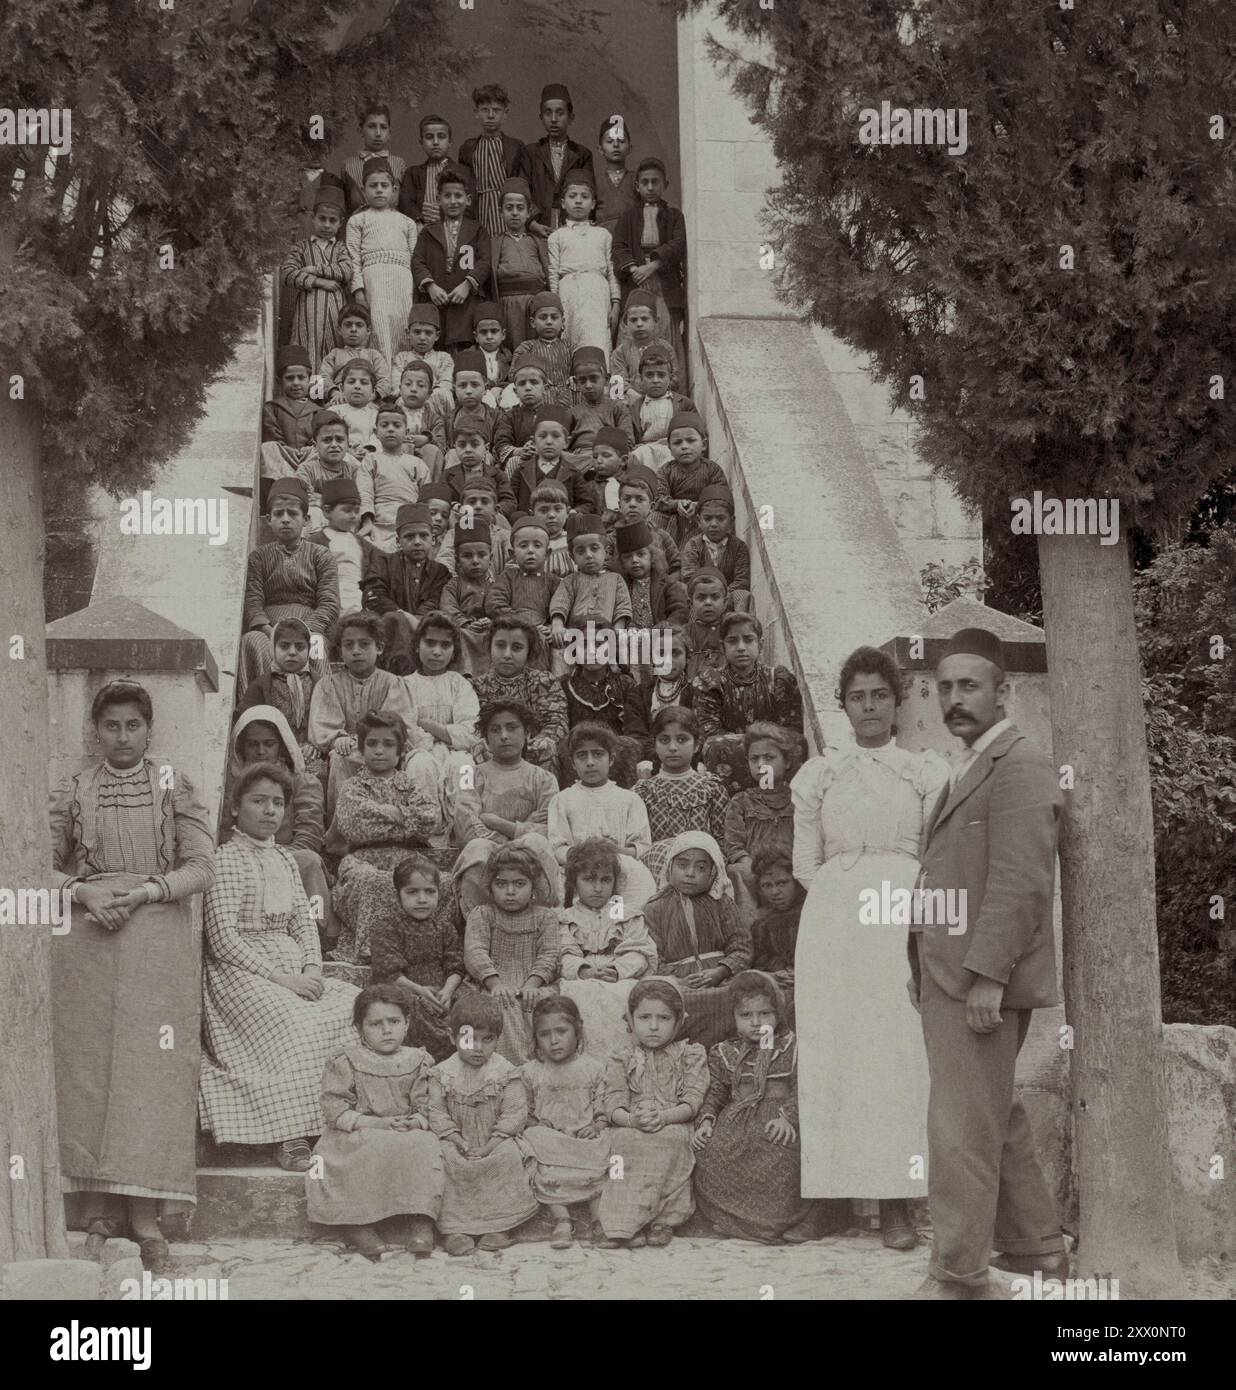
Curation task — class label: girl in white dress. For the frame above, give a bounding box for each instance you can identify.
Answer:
[345,158,418,364]
[548,172,621,354]
[401,611,480,828]
[790,646,948,1249]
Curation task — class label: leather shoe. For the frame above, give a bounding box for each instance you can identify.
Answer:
[910,1274,990,1300]
[879,1200,917,1251]
[990,1250,1069,1279]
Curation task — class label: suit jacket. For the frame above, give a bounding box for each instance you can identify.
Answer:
[397,158,451,223]
[612,202,687,311]
[411,218,493,345]
[526,139,595,228]
[513,456,596,514]
[458,133,529,184]
[913,724,1061,1009]
[360,550,450,617]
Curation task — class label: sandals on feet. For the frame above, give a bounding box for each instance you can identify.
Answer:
[276,1138,313,1172]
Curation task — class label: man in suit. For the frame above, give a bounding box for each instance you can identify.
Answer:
[410,167,492,355]
[909,627,1067,1298]
[526,84,595,236]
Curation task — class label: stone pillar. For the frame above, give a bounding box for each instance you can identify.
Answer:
[45,595,219,804]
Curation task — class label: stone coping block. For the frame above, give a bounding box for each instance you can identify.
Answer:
[46,594,219,690]
[1,1258,102,1301]
[886,596,1047,673]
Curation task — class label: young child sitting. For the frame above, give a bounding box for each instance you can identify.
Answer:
[452,699,560,917]
[296,409,366,531]
[411,165,491,355]
[360,397,435,551]
[615,520,688,635]
[622,628,694,765]
[239,615,321,764]
[511,291,574,408]
[490,178,549,350]
[513,405,594,514]
[694,612,804,791]
[593,979,707,1249]
[657,412,727,545]
[307,610,426,815]
[370,856,465,1062]
[558,839,657,1060]
[748,848,805,995]
[393,362,448,475]
[470,301,511,405]
[642,830,752,1049]
[346,158,418,365]
[723,722,803,923]
[591,426,631,516]
[419,482,455,555]
[609,291,679,397]
[397,113,453,228]
[442,418,516,517]
[318,301,392,403]
[261,346,319,477]
[281,184,351,366]
[199,763,358,1174]
[636,705,730,872]
[441,519,494,673]
[459,84,529,239]
[485,517,560,654]
[308,478,379,615]
[681,484,751,612]
[549,516,632,644]
[434,478,512,577]
[470,616,568,773]
[494,354,549,473]
[402,609,480,822]
[307,983,444,1260]
[332,358,381,452]
[559,634,638,781]
[520,995,611,1249]
[239,478,339,699]
[568,345,634,453]
[531,481,576,578]
[462,844,561,1066]
[684,568,729,680]
[626,348,696,457]
[691,971,813,1243]
[361,502,451,674]
[616,469,677,568]
[331,711,441,964]
[448,349,500,445]
[392,303,456,419]
[427,994,539,1255]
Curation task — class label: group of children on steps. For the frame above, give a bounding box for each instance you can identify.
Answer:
[213,81,818,1258]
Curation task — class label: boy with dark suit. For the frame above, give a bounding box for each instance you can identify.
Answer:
[526,83,595,236]
[411,166,492,354]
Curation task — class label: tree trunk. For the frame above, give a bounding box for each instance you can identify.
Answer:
[0,366,67,1262]
[1038,529,1182,1297]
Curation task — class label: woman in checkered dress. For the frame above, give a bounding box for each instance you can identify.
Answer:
[199,763,359,1171]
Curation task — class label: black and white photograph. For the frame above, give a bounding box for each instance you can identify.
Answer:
[0,0,1232,1351]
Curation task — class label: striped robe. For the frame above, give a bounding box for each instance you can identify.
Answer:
[281,236,352,363]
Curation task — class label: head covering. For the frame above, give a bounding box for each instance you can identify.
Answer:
[339,357,376,383]
[395,503,433,533]
[658,830,731,901]
[454,519,492,549]
[338,300,370,325]
[321,478,361,508]
[569,514,606,543]
[276,345,312,373]
[593,427,629,455]
[667,410,706,440]
[941,627,1005,670]
[511,515,550,539]
[615,520,653,555]
[598,114,632,145]
[271,616,311,645]
[228,705,303,780]
[533,403,572,431]
[452,349,487,378]
[561,167,595,192]
[361,156,394,182]
[268,477,309,510]
[500,176,532,204]
[529,291,564,315]
[511,352,548,379]
[471,301,503,328]
[540,83,571,108]
[570,345,607,374]
[406,303,441,327]
[624,289,659,315]
[687,566,728,595]
[419,482,453,505]
[617,462,659,495]
[313,184,346,214]
[697,484,734,513]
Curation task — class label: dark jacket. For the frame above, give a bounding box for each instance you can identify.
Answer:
[442,461,517,518]
[612,201,687,311]
[526,139,595,229]
[411,218,493,345]
[622,672,694,763]
[488,230,551,299]
[458,133,530,185]
[398,158,451,223]
[513,456,598,514]
[360,551,450,617]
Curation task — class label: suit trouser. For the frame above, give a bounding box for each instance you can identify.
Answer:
[919,964,1064,1285]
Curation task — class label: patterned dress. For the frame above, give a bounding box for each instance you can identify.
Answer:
[331,769,442,964]
[369,890,466,1061]
[281,235,352,363]
[469,667,568,772]
[346,207,419,364]
[50,759,215,1204]
[427,1053,538,1235]
[520,1055,611,1203]
[636,769,730,882]
[238,540,340,698]
[307,1045,444,1226]
[548,221,620,353]
[595,1041,708,1239]
[693,664,804,793]
[199,833,358,1145]
[694,1031,812,1242]
[462,903,562,1066]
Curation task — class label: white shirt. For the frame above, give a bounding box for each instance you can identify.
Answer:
[950,716,1011,789]
[322,528,363,611]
